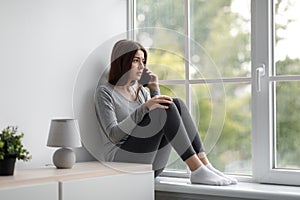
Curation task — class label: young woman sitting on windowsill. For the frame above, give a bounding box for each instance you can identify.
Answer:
[95,39,237,186]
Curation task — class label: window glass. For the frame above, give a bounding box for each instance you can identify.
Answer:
[274,0,300,170]
[136,0,185,31]
[190,0,251,79]
[274,0,300,75]
[136,0,185,80]
[159,84,186,102]
[191,83,251,175]
[275,81,300,169]
[146,49,185,81]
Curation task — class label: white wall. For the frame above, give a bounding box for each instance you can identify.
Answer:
[0,0,127,168]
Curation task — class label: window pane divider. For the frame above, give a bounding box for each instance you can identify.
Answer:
[185,0,191,110]
[269,75,300,82]
[159,77,252,85]
[127,0,135,39]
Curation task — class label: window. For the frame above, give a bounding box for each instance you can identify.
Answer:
[252,0,300,185]
[273,0,300,171]
[130,0,300,185]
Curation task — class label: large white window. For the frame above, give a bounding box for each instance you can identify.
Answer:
[252,0,300,185]
[129,0,300,185]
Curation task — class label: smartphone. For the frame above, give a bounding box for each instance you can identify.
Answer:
[138,69,151,87]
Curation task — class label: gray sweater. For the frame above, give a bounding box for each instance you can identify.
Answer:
[95,82,159,161]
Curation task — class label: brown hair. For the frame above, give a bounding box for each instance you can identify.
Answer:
[108,39,148,86]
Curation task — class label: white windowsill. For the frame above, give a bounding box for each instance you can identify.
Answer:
[155,176,300,200]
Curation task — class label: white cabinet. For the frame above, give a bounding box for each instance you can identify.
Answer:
[0,182,58,200]
[61,172,154,200]
[0,162,154,200]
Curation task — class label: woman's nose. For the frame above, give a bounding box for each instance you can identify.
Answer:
[138,61,144,69]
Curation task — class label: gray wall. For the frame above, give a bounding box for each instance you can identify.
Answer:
[0,0,127,168]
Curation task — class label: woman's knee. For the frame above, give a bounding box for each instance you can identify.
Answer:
[158,100,178,114]
[173,98,185,105]
[172,98,185,114]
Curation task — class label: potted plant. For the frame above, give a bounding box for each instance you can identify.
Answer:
[0,126,31,176]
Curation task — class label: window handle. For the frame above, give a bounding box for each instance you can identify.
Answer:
[256,64,265,92]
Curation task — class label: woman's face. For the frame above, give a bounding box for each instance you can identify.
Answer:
[129,50,145,82]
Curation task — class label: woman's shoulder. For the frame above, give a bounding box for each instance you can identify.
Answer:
[96,82,114,97]
[97,82,113,91]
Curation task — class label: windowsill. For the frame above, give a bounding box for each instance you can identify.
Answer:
[155,176,300,200]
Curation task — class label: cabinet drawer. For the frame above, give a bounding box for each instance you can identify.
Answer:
[0,182,58,200]
[61,172,154,200]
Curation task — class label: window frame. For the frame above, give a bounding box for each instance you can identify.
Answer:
[129,0,300,185]
[252,0,300,185]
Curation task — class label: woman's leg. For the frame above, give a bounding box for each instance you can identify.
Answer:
[198,152,238,184]
[113,109,169,172]
[173,98,237,184]
[152,136,172,177]
[172,98,205,154]
[115,103,230,185]
[113,108,174,176]
[114,105,199,171]
[172,98,209,163]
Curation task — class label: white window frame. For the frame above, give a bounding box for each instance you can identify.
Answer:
[252,0,300,185]
[129,0,300,185]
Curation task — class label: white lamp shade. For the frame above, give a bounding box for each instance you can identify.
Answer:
[47,119,82,148]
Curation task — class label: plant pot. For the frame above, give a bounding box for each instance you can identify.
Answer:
[0,157,16,176]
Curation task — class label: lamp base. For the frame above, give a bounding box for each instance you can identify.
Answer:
[53,148,76,169]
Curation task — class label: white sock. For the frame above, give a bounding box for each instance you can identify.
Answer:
[206,163,238,185]
[190,165,231,186]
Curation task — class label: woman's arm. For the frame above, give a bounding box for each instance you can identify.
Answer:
[95,85,148,144]
[141,69,173,110]
[143,68,160,97]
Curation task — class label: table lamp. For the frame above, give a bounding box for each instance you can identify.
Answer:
[47,118,82,169]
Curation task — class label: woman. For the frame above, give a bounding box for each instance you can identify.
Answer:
[95,39,237,186]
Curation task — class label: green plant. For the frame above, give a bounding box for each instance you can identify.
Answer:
[0,126,31,161]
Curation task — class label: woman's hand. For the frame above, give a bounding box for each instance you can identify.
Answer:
[144,95,173,110]
[144,68,159,91]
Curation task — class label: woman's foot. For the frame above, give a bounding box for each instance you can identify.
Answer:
[205,163,238,185]
[190,165,231,186]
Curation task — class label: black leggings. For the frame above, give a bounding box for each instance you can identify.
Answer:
[113,98,205,176]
